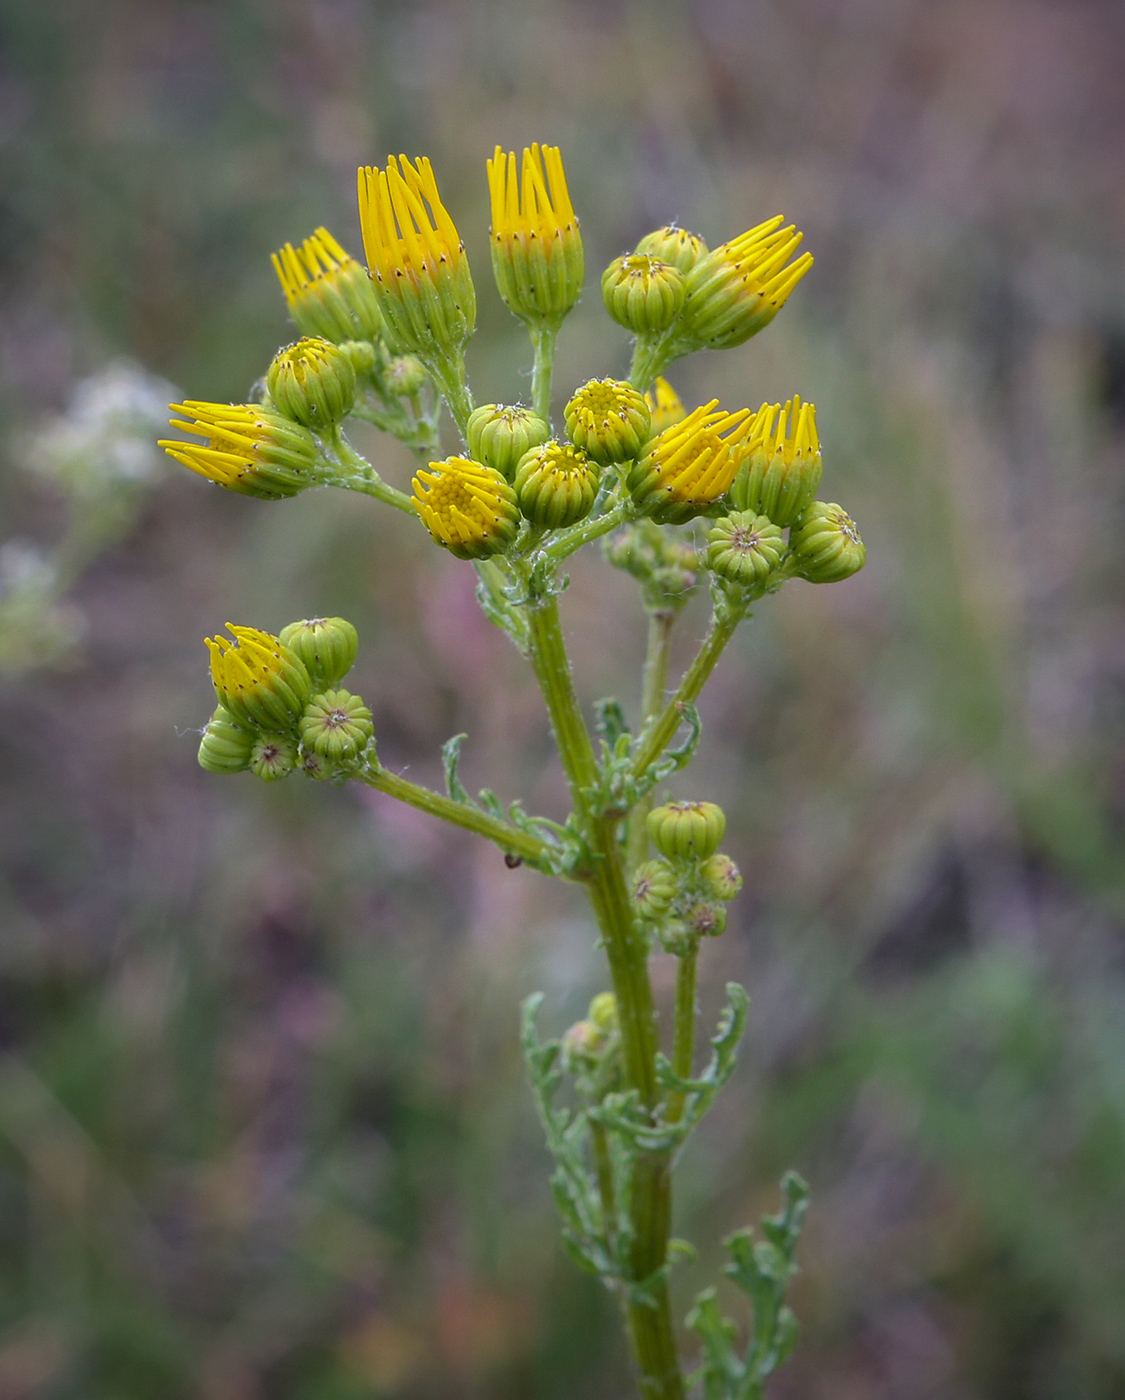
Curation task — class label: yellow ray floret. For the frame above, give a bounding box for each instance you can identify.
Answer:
[751,394,819,462]
[486,144,584,324]
[272,228,354,305]
[270,228,383,342]
[207,625,289,699]
[487,143,577,249]
[411,456,520,560]
[628,400,754,523]
[682,215,814,349]
[160,402,317,499]
[357,155,465,287]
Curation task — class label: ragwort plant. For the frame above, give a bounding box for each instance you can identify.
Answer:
[161,145,865,1400]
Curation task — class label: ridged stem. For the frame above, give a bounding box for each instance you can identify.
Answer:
[666,943,699,1125]
[626,610,676,870]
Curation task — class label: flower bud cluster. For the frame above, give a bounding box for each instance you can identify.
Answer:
[604,520,700,613]
[630,802,744,953]
[197,618,374,784]
[560,992,622,1099]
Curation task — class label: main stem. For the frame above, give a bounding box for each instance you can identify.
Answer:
[626,610,676,869]
[524,595,684,1400]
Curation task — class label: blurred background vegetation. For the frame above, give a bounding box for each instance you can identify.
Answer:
[1,0,1124,1396]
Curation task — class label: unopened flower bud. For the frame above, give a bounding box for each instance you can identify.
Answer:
[412,457,521,560]
[601,254,686,336]
[645,377,686,433]
[632,858,677,918]
[278,617,359,689]
[701,853,743,902]
[384,355,427,396]
[706,511,785,588]
[267,337,356,430]
[339,339,378,380]
[250,733,298,782]
[686,902,726,938]
[466,404,551,480]
[634,226,708,274]
[681,216,812,350]
[206,625,311,732]
[564,378,651,465]
[271,227,384,343]
[729,397,821,526]
[198,706,255,775]
[161,403,321,499]
[487,144,583,328]
[789,501,866,583]
[588,992,618,1031]
[299,689,374,763]
[647,801,726,862]
[627,401,754,524]
[561,1019,605,1072]
[514,442,599,529]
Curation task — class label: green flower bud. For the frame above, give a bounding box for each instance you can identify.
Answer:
[466,404,551,480]
[278,617,359,689]
[249,733,298,782]
[634,225,708,274]
[588,992,618,1031]
[729,397,822,526]
[206,625,311,732]
[299,689,374,763]
[564,378,651,465]
[197,706,255,775]
[706,511,785,588]
[561,1019,606,1073]
[685,902,726,938]
[267,338,357,429]
[384,355,427,397]
[161,402,321,500]
[701,853,743,902]
[339,339,379,381]
[790,501,866,583]
[632,858,677,918]
[647,801,726,862]
[487,145,583,329]
[271,228,384,343]
[514,442,599,529]
[627,401,754,525]
[601,254,686,335]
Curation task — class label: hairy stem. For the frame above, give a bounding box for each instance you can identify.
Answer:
[357,763,550,867]
[328,435,416,514]
[523,593,684,1400]
[540,495,633,563]
[666,943,699,1125]
[530,322,559,423]
[632,593,749,781]
[626,610,676,869]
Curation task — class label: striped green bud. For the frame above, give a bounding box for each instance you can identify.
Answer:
[299,689,374,763]
[790,501,865,583]
[249,733,298,782]
[681,216,812,350]
[647,801,726,862]
[197,706,255,775]
[514,442,599,529]
[206,625,311,733]
[384,355,427,396]
[564,378,651,465]
[701,853,743,902]
[706,511,785,589]
[267,338,356,430]
[466,404,551,480]
[339,339,379,382]
[632,858,676,918]
[686,902,726,938]
[601,254,686,335]
[278,617,359,690]
[634,225,708,275]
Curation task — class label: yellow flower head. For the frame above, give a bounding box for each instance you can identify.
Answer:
[681,215,813,350]
[357,156,476,358]
[627,400,754,524]
[729,396,822,526]
[266,338,357,428]
[513,441,599,529]
[160,402,319,499]
[644,377,686,433]
[564,378,651,465]
[271,228,383,343]
[487,144,584,326]
[205,624,312,732]
[412,456,520,560]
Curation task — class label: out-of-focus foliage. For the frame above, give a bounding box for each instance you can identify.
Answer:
[0,0,1123,1396]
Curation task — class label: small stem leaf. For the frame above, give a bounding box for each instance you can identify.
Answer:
[441,732,475,807]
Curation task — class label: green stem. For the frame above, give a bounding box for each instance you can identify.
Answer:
[357,763,550,868]
[590,1117,617,1247]
[540,497,632,562]
[328,436,416,514]
[632,593,749,782]
[426,350,474,437]
[523,593,684,1400]
[666,943,699,1125]
[626,610,676,869]
[530,322,559,423]
[629,331,678,395]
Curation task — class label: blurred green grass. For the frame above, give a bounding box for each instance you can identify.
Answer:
[1,0,1125,1395]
